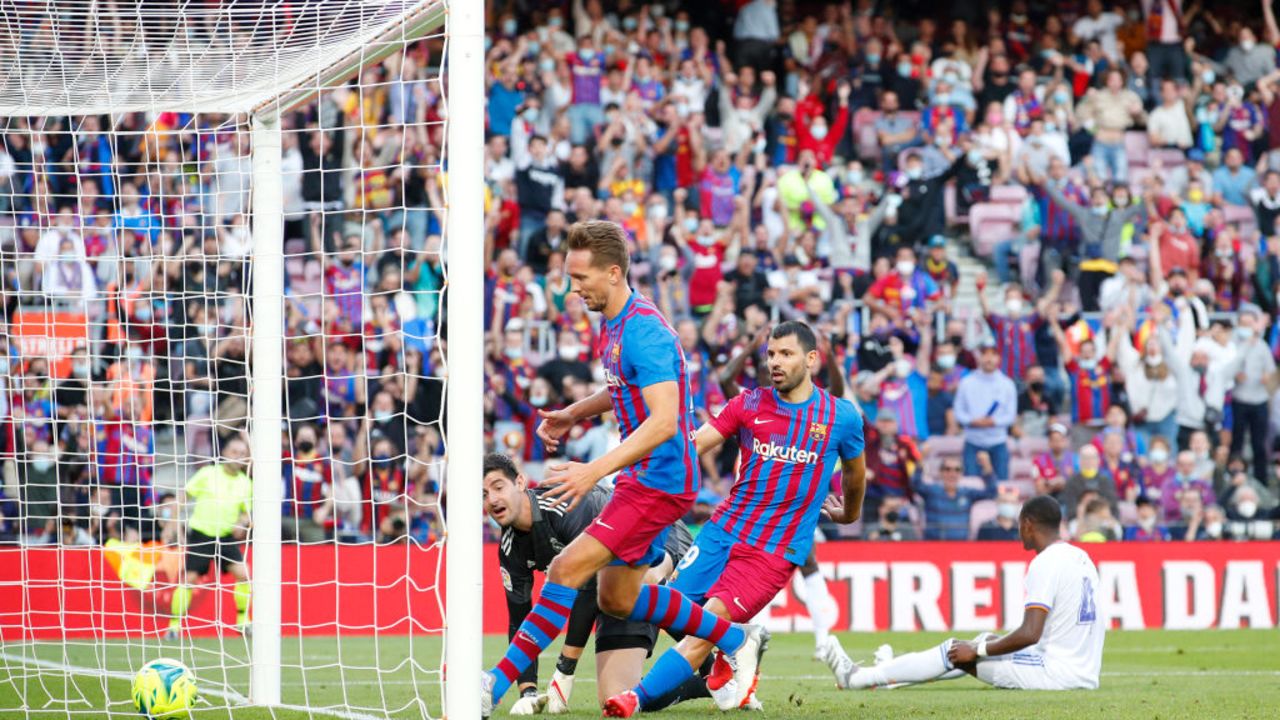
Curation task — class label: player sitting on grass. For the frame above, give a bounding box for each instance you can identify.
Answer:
[481,221,766,716]
[482,452,700,714]
[602,321,868,716]
[819,495,1105,691]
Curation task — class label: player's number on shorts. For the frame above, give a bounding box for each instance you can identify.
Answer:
[676,546,699,571]
[1078,577,1097,624]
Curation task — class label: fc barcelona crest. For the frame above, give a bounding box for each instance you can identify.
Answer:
[808,423,828,441]
[611,343,622,362]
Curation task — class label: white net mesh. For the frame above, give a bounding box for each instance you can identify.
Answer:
[0,1,453,717]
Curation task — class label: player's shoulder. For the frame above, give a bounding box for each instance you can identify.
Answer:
[828,394,864,427]
[621,297,676,337]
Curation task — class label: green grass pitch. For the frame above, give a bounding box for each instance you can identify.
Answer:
[1,629,1277,718]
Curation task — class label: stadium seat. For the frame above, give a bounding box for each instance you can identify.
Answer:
[853,108,881,161]
[990,184,1028,204]
[923,434,965,458]
[1124,131,1150,167]
[958,476,988,493]
[1008,479,1037,499]
[944,182,968,227]
[1015,436,1050,459]
[902,502,926,538]
[968,499,999,540]
[1010,456,1034,481]
[1127,166,1156,194]
[1018,242,1041,287]
[1223,204,1258,237]
[1149,148,1188,170]
[968,202,1020,257]
[1118,501,1139,526]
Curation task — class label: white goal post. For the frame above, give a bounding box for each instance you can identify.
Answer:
[0,1,481,717]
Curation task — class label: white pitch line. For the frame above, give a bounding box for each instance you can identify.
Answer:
[0,652,391,720]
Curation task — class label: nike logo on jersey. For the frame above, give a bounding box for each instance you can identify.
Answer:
[753,417,773,425]
[595,520,615,530]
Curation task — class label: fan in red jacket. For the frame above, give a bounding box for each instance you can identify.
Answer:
[794,79,851,167]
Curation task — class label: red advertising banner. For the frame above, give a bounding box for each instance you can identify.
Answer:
[2,542,1277,640]
[9,309,90,378]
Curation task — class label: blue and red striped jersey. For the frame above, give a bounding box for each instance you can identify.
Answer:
[709,386,865,565]
[1066,358,1112,425]
[596,292,700,495]
[987,313,1043,381]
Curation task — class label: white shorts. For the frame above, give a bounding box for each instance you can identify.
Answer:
[975,649,1093,690]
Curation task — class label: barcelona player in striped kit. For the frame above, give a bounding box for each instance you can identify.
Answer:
[602,321,868,716]
[481,221,767,716]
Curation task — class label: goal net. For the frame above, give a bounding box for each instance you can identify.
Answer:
[0,1,483,718]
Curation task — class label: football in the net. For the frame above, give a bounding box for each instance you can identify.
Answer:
[132,658,198,718]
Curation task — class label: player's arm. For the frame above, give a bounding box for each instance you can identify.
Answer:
[536,388,613,453]
[693,422,728,455]
[544,381,682,510]
[822,454,866,524]
[948,606,1048,664]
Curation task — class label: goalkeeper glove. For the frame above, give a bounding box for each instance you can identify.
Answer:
[509,688,545,716]
[544,670,575,714]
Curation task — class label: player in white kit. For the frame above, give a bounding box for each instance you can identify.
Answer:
[818,495,1105,691]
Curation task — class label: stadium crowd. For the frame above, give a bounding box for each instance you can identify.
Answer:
[3,0,1280,548]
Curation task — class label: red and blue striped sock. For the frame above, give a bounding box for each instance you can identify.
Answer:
[626,585,744,652]
[490,582,577,703]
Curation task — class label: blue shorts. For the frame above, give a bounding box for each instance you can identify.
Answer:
[668,520,735,603]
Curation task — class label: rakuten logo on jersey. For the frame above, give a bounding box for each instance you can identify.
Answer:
[751,438,819,464]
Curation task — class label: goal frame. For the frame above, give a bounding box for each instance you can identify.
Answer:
[0,1,483,716]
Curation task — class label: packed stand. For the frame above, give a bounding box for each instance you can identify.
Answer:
[0,30,448,546]
[4,0,1280,547]
[479,0,1280,543]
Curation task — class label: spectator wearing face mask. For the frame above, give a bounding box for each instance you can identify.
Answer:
[865,246,943,327]
[876,331,932,440]
[1224,26,1275,88]
[1063,444,1119,518]
[1223,486,1279,540]
[1054,319,1122,430]
[896,148,967,243]
[976,269,1065,383]
[794,79,850,168]
[1190,503,1230,540]
[1123,497,1170,541]
[1109,306,1180,448]
[976,490,1023,541]
[1159,450,1215,524]
[1224,307,1277,485]
[1033,175,1151,311]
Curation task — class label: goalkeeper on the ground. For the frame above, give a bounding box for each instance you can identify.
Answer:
[482,453,697,715]
[167,436,253,639]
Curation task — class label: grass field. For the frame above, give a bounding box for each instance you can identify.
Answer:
[1,629,1278,718]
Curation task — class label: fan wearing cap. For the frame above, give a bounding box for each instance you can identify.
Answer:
[953,339,1018,480]
[923,236,959,297]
